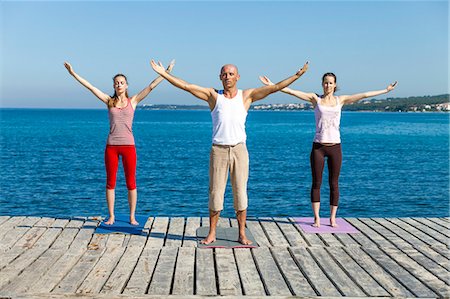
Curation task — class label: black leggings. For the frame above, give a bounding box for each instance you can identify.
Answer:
[310,142,342,206]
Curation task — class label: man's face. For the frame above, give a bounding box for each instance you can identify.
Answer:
[220,65,240,89]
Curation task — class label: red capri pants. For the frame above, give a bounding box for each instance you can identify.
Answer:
[105,145,137,190]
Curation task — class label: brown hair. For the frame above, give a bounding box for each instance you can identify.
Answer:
[108,74,129,108]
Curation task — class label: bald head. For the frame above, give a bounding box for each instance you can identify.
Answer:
[220,64,239,75]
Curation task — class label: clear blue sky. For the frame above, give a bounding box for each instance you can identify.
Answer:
[1,0,448,108]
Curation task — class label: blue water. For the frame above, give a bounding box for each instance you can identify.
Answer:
[0,109,448,218]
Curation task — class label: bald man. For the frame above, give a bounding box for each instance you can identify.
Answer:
[151,60,308,245]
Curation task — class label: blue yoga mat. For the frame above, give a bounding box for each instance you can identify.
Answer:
[95,214,148,235]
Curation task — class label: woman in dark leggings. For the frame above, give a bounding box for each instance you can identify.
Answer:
[260,72,397,227]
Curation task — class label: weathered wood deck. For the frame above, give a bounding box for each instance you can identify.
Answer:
[0,216,448,298]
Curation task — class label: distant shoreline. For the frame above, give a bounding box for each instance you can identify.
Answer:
[1,94,448,112]
[138,94,450,113]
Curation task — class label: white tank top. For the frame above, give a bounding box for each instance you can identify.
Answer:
[313,96,343,143]
[211,89,247,145]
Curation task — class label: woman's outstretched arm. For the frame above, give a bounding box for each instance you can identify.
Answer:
[339,81,398,105]
[64,62,110,104]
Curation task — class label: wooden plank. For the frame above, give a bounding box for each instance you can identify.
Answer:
[359,218,413,250]
[53,234,108,293]
[289,247,340,296]
[259,217,289,247]
[100,236,147,294]
[0,227,62,289]
[252,247,291,296]
[406,218,449,246]
[215,248,242,295]
[165,217,185,247]
[51,218,70,228]
[288,217,326,246]
[201,217,209,227]
[390,218,444,247]
[246,217,271,247]
[383,246,449,297]
[316,233,343,247]
[334,232,360,247]
[19,216,42,227]
[233,248,266,296]
[428,217,450,233]
[65,217,86,228]
[405,247,450,284]
[0,224,32,253]
[0,216,10,226]
[373,218,430,248]
[147,217,169,247]
[346,218,394,248]
[147,247,178,295]
[344,246,414,297]
[270,247,316,296]
[309,246,365,296]
[183,217,200,247]
[172,247,195,295]
[0,217,26,243]
[414,246,450,272]
[195,248,217,295]
[326,247,390,296]
[217,217,231,228]
[29,228,94,293]
[76,234,126,294]
[122,248,160,295]
[431,246,450,259]
[141,216,154,235]
[273,218,308,247]
[3,227,77,293]
[343,218,378,247]
[363,246,437,297]
[33,217,56,227]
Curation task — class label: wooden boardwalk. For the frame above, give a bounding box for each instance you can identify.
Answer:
[0,216,448,298]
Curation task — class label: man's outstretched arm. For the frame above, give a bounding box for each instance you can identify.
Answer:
[244,62,309,108]
[150,60,217,107]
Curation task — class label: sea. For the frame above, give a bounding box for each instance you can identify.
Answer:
[0,109,448,218]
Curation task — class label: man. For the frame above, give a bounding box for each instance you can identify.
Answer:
[151,60,308,244]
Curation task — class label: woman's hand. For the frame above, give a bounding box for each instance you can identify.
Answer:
[387,81,398,92]
[64,62,74,75]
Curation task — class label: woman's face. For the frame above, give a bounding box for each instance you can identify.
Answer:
[113,76,128,94]
[322,75,336,94]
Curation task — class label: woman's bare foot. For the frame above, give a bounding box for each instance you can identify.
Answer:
[312,217,320,228]
[104,216,115,225]
[330,218,338,227]
[130,218,139,226]
[200,234,216,245]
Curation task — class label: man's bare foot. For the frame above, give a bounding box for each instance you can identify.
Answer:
[238,236,253,245]
[200,234,216,245]
[104,217,115,225]
[130,219,139,226]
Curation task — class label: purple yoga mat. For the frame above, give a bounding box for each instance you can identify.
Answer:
[293,217,359,234]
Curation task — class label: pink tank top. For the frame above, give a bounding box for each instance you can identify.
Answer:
[107,99,135,145]
[313,96,343,144]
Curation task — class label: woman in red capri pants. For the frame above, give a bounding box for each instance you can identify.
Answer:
[64,60,174,225]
